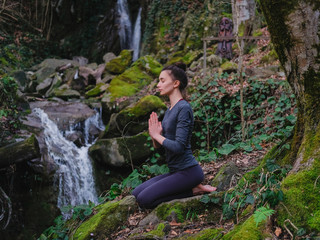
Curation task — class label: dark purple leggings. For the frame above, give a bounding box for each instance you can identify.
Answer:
[132,164,204,209]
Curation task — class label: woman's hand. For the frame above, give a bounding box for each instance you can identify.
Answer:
[148,112,162,139]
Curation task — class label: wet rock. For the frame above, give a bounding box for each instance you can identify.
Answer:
[51,84,81,100]
[89,132,151,167]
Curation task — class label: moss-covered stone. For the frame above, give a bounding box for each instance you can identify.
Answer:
[221,216,268,240]
[89,132,151,167]
[85,83,108,98]
[51,85,80,100]
[155,192,223,223]
[220,61,238,73]
[167,50,201,66]
[105,49,133,74]
[73,196,136,240]
[277,158,320,232]
[132,55,163,77]
[177,228,223,240]
[102,95,166,138]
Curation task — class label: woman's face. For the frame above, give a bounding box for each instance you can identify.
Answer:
[157,70,178,96]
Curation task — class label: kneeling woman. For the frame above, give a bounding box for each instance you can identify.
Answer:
[132,63,215,209]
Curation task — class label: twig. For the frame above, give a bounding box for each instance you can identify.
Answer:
[314,175,320,189]
[284,219,298,239]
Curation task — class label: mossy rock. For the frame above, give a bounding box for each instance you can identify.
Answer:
[73,196,136,240]
[277,158,320,232]
[51,85,80,100]
[176,228,223,240]
[167,50,201,66]
[85,83,109,98]
[101,95,166,138]
[221,216,269,240]
[132,55,163,77]
[220,61,238,73]
[89,132,151,168]
[130,223,168,239]
[105,49,133,74]
[211,161,239,191]
[155,192,223,223]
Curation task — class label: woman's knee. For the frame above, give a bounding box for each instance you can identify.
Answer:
[136,192,156,209]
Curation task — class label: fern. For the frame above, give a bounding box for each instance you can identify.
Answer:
[253,206,275,226]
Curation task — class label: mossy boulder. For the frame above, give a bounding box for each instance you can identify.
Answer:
[155,192,223,223]
[101,95,166,138]
[277,159,320,232]
[89,132,151,167]
[221,216,269,240]
[177,228,223,240]
[130,223,168,239]
[167,50,202,66]
[105,49,133,74]
[73,196,136,240]
[85,83,109,98]
[132,55,163,77]
[220,61,238,74]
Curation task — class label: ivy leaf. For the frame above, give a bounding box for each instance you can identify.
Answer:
[253,206,275,226]
[218,144,236,155]
[200,194,210,204]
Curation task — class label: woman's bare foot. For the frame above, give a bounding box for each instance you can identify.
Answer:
[192,184,217,195]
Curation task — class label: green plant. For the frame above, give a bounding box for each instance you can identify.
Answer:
[190,73,296,161]
[253,206,275,226]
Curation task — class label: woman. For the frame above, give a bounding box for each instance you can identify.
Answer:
[132,63,216,209]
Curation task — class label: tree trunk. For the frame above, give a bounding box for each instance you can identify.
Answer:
[260,0,320,169]
[260,0,320,232]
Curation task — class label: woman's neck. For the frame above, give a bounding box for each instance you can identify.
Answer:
[169,91,183,110]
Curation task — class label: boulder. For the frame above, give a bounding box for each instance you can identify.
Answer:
[0,135,40,168]
[32,58,80,83]
[85,83,109,98]
[89,132,151,167]
[211,161,239,191]
[10,70,29,92]
[101,95,166,138]
[28,101,96,131]
[36,77,53,95]
[73,196,137,240]
[103,52,117,63]
[219,61,238,73]
[105,49,133,74]
[244,65,280,79]
[51,84,81,100]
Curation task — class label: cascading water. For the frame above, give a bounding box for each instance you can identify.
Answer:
[117,0,132,49]
[33,108,104,216]
[131,7,142,61]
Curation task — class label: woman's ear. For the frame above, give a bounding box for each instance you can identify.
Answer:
[173,80,180,88]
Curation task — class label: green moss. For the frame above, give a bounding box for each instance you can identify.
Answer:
[222,216,268,240]
[85,83,107,98]
[143,223,166,238]
[278,159,320,232]
[108,65,153,100]
[105,49,133,74]
[132,55,163,77]
[123,95,166,118]
[178,228,223,240]
[167,50,201,66]
[220,61,238,72]
[156,203,185,223]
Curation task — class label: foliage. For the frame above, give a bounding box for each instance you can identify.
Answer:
[190,73,296,161]
[201,158,289,221]
[0,75,22,145]
[253,206,275,226]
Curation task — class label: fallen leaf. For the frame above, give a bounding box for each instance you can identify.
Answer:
[275,227,282,237]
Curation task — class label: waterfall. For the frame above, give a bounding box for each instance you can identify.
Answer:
[33,108,104,215]
[131,7,142,61]
[117,0,132,49]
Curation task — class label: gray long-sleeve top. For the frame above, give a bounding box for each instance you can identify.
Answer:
[161,99,199,172]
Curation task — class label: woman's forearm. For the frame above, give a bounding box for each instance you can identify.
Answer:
[152,138,161,148]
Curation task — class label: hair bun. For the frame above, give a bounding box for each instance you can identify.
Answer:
[174,62,186,72]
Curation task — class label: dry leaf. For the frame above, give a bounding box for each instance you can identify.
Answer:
[275,227,282,237]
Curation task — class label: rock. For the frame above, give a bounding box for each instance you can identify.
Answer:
[32,58,80,83]
[28,101,96,131]
[73,196,137,240]
[139,211,160,227]
[85,83,109,98]
[167,50,202,66]
[89,132,151,167]
[211,161,239,191]
[105,49,133,74]
[219,61,238,73]
[244,65,280,79]
[78,63,106,86]
[132,55,163,77]
[36,77,53,95]
[44,74,63,98]
[0,135,40,168]
[72,56,89,66]
[103,52,117,63]
[102,95,166,138]
[51,84,81,100]
[10,70,28,92]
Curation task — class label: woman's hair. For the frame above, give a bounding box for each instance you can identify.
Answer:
[161,62,188,91]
